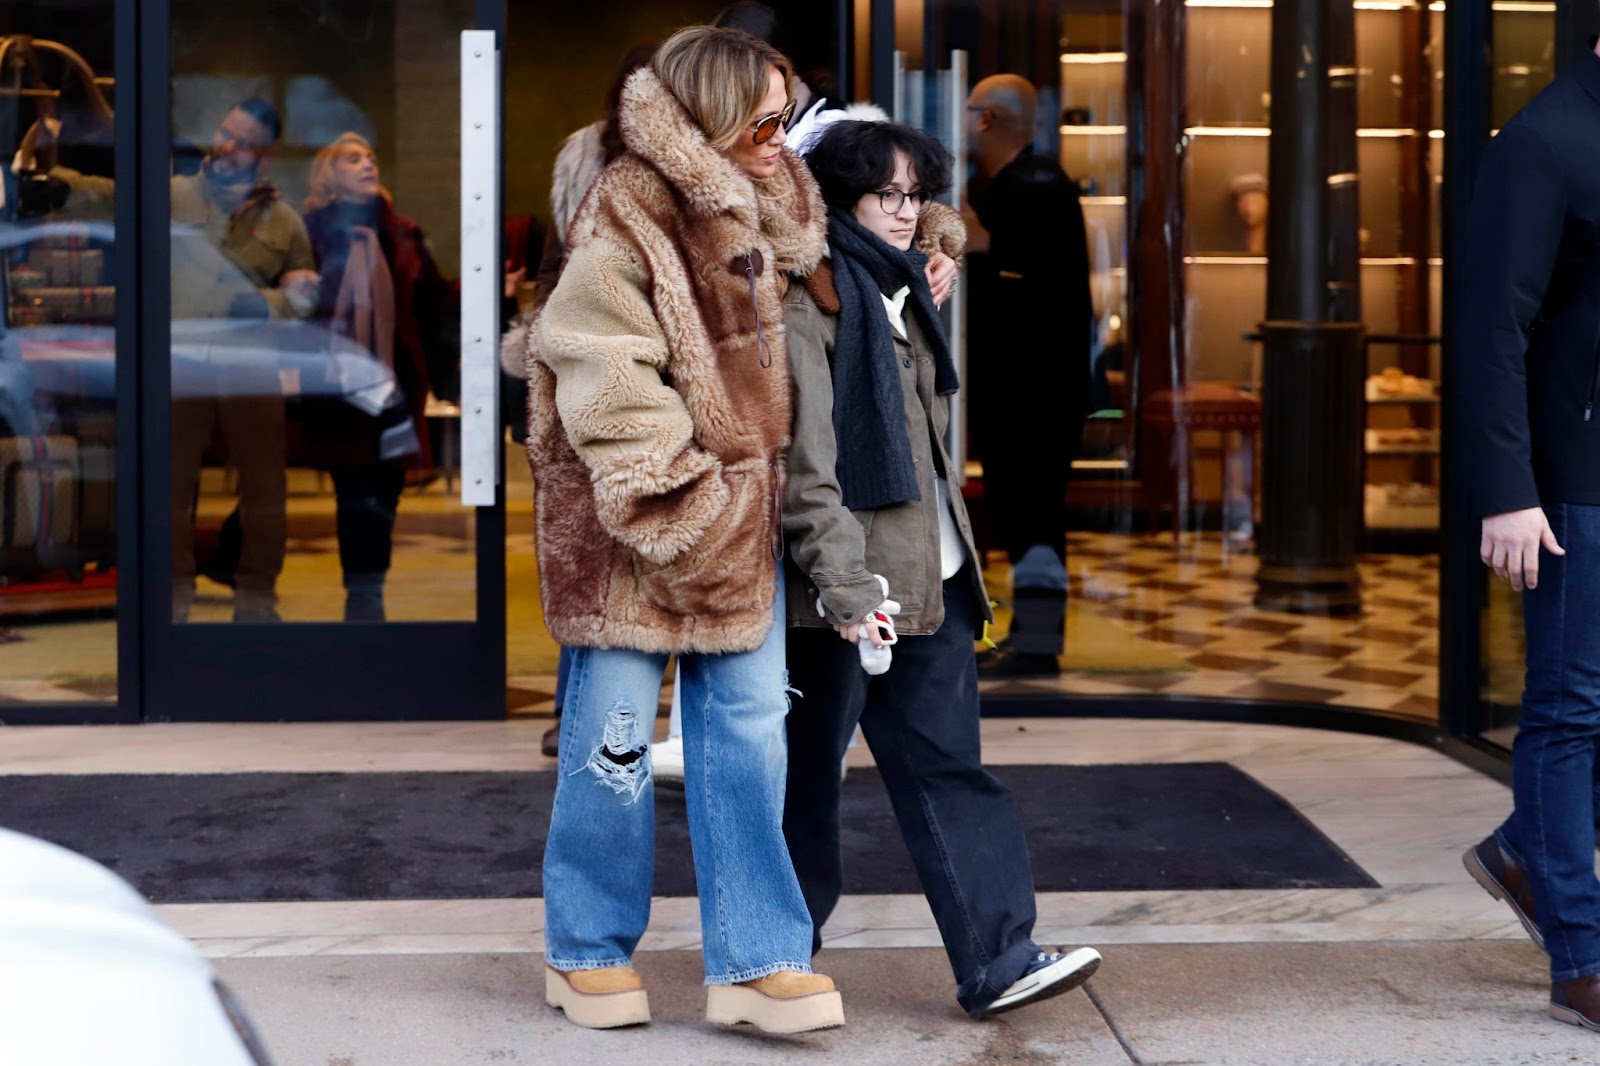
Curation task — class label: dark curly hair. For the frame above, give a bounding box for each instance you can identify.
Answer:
[804,120,953,213]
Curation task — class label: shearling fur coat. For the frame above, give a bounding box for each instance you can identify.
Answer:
[525,68,828,654]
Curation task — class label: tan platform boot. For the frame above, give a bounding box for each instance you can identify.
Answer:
[705,970,844,1034]
[545,965,651,1029]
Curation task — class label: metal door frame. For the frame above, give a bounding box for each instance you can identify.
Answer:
[127,0,507,723]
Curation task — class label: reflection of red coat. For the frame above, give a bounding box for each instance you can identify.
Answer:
[302,197,458,469]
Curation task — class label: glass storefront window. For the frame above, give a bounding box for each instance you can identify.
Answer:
[0,5,119,703]
[892,0,1446,721]
[158,0,477,626]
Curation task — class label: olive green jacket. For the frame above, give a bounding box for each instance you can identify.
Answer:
[50,166,314,320]
[782,267,991,638]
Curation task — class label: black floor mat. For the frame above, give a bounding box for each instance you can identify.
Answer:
[0,762,1375,902]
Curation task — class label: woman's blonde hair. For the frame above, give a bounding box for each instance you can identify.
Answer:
[652,25,792,151]
[304,131,388,212]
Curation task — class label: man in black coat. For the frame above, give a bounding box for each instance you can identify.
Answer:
[1457,39,1600,1033]
[963,74,1094,678]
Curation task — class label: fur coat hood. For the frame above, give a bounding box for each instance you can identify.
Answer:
[549,120,605,247]
[615,67,827,275]
[525,67,827,655]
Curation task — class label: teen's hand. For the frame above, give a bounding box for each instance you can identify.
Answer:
[838,576,902,643]
[1482,507,1564,591]
[926,252,957,308]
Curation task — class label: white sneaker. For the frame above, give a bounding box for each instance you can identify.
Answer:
[656,735,845,785]
[653,734,684,788]
[980,947,1102,1017]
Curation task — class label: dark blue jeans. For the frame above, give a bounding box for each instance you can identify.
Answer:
[1496,501,1600,982]
[783,571,1042,1016]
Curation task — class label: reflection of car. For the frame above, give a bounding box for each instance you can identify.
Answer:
[0,828,274,1065]
[1,220,409,437]
[0,219,412,581]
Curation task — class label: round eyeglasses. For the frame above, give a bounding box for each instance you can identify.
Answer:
[748,100,796,145]
[873,188,934,216]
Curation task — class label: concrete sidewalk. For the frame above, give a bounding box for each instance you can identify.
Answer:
[219,941,1588,1066]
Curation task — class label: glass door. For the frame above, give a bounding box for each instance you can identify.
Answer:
[0,0,129,720]
[135,0,505,720]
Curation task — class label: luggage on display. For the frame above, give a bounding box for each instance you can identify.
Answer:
[0,435,79,575]
[0,432,114,580]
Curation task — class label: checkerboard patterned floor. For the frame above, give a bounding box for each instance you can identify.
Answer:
[506,533,1441,724]
[985,531,1440,721]
[3,523,1440,725]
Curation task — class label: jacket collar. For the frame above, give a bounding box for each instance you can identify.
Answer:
[619,68,826,275]
[1574,45,1600,108]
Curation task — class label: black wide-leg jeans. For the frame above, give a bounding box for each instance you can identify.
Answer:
[783,570,1043,1016]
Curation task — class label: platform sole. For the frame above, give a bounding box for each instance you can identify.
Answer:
[545,968,651,1029]
[705,984,844,1034]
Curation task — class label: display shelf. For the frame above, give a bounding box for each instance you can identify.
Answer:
[1366,379,1438,403]
[1365,428,1439,454]
[1364,484,1440,531]
[1364,504,1441,531]
[1185,256,1426,266]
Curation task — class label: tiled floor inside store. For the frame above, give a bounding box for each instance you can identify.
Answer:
[508,532,1442,722]
[4,523,1441,723]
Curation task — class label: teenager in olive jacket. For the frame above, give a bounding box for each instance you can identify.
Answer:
[780,119,1103,1020]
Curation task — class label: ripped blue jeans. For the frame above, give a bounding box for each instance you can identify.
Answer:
[542,570,815,984]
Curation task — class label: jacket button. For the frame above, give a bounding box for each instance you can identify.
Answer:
[902,357,913,368]
[841,610,854,620]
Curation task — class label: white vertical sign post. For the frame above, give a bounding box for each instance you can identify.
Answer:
[459,30,501,507]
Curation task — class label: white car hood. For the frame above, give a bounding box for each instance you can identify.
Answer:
[0,829,260,1065]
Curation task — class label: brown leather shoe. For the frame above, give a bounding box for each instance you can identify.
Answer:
[705,970,844,1034]
[1550,974,1600,1031]
[1463,835,1543,950]
[545,965,650,1029]
[540,724,560,758]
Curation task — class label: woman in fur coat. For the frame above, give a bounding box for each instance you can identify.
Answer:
[526,26,842,1035]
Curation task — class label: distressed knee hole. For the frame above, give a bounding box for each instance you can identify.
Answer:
[573,700,651,803]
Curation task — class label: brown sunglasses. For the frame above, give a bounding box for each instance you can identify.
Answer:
[748,100,796,145]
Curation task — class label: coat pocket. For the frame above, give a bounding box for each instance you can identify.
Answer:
[632,464,771,617]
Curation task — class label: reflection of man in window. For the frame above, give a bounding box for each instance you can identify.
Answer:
[962,75,1093,678]
[24,97,315,622]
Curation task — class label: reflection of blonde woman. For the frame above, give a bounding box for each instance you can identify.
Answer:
[528,26,842,1034]
[300,132,457,621]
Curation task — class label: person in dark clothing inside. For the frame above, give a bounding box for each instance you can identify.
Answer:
[300,132,457,622]
[962,74,1093,678]
[1457,36,1600,1036]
